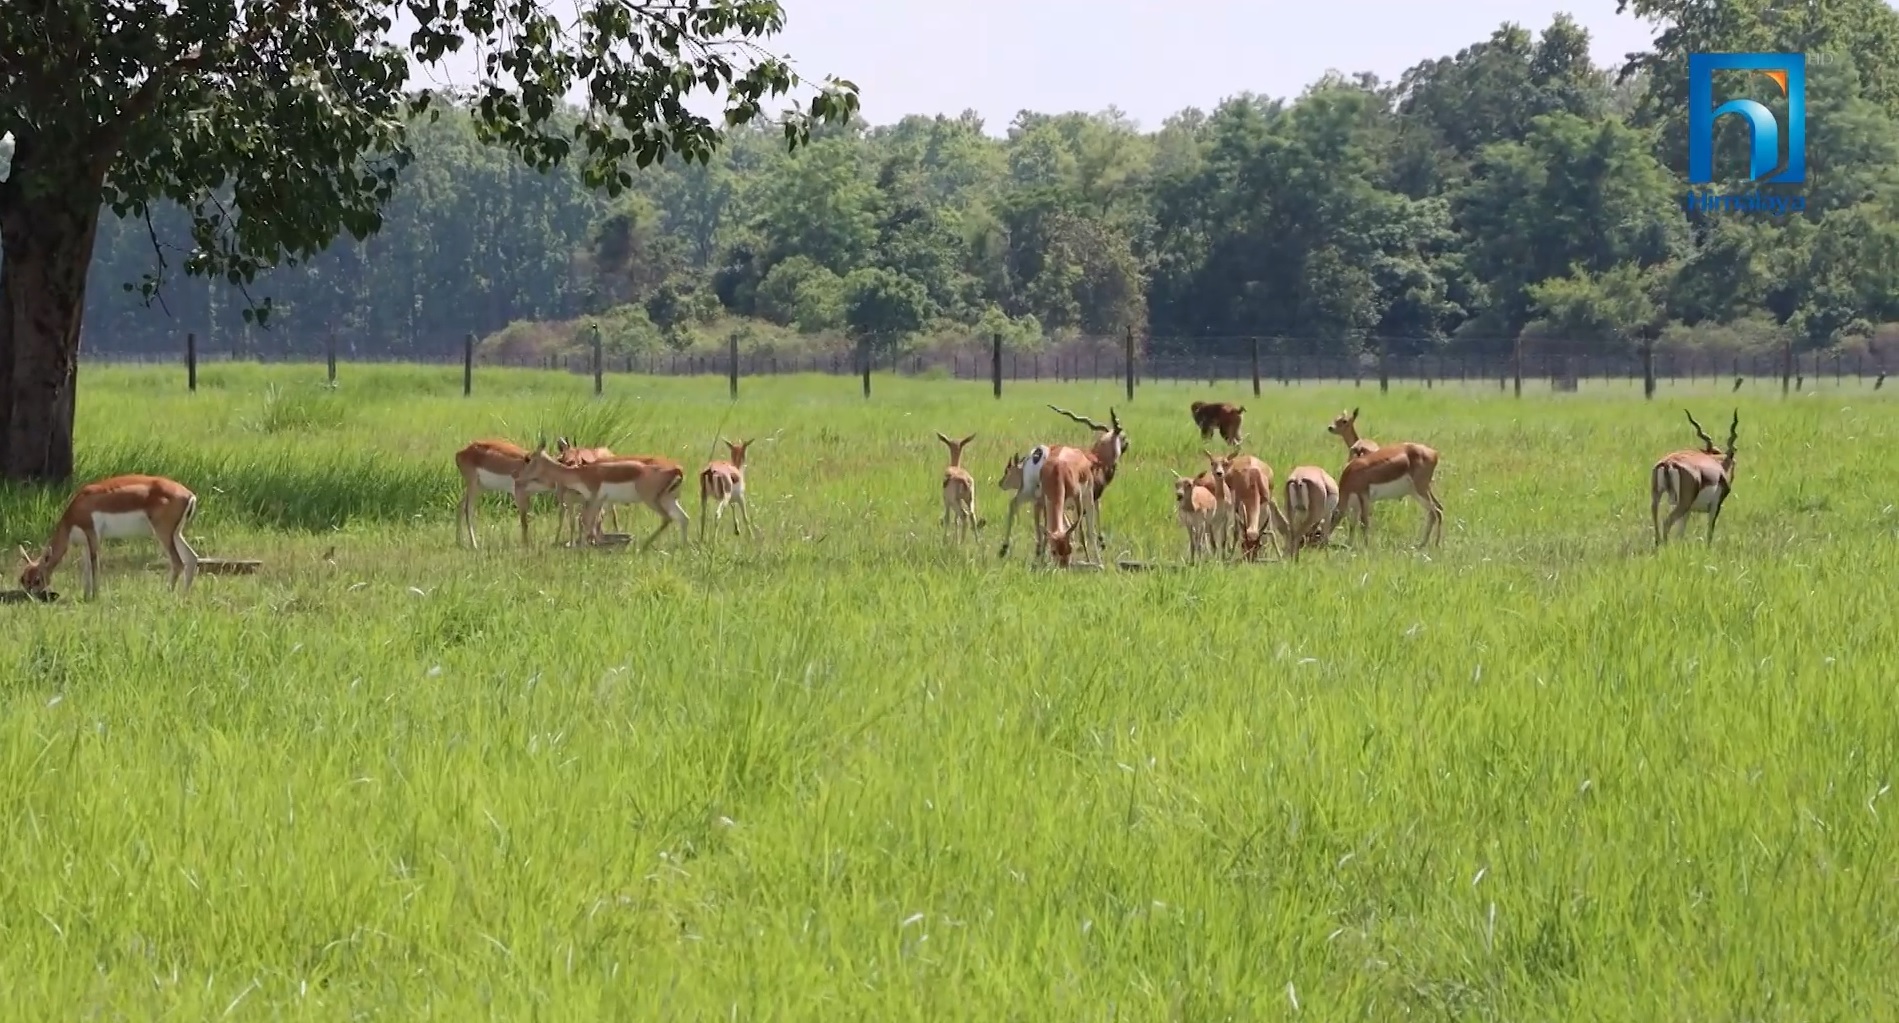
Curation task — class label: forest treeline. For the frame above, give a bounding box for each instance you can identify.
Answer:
[15,0,1899,364]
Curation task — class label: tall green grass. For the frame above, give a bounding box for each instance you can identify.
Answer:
[0,364,1895,1019]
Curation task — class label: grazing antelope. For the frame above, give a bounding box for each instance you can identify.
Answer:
[517,442,691,552]
[1282,465,1341,561]
[1192,450,1236,557]
[456,438,554,548]
[1221,451,1290,561]
[1651,409,1738,547]
[1173,475,1219,563]
[553,437,622,545]
[1326,408,1445,547]
[698,438,759,541]
[1189,401,1246,445]
[937,432,978,541]
[17,474,200,600]
[1040,444,1103,568]
[1046,404,1130,549]
[997,446,1050,559]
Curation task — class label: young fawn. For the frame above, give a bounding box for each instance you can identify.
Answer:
[698,438,759,540]
[1173,475,1219,563]
[937,432,978,541]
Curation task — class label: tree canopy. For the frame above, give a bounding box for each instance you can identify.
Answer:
[0,0,858,481]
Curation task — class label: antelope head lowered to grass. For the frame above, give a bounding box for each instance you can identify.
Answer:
[1222,451,1289,561]
[1651,409,1738,547]
[937,432,979,542]
[1039,444,1103,568]
[518,439,691,552]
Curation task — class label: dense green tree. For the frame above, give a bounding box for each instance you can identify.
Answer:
[18,2,1899,432]
[0,0,857,481]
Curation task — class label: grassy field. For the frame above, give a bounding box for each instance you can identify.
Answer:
[2,363,1896,1020]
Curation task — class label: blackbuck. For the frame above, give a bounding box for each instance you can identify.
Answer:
[1651,409,1738,547]
[1047,404,1129,548]
[1283,465,1340,561]
[1327,409,1446,547]
[1189,401,1246,445]
[517,442,691,552]
[455,438,555,548]
[1219,452,1288,561]
[1040,444,1103,568]
[554,437,622,545]
[937,432,979,542]
[698,438,759,541]
[18,474,200,600]
[1173,474,1219,563]
[1191,451,1236,557]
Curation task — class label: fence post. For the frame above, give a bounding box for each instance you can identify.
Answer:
[1782,337,1793,395]
[992,332,1003,399]
[463,333,474,396]
[1124,326,1135,401]
[326,331,337,385]
[728,331,739,400]
[1642,339,1656,399]
[1513,336,1524,398]
[1250,337,1261,397]
[1377,338,1389,394]
[861,338,872,398]
[592,324,604,396]
[186,332,197,392]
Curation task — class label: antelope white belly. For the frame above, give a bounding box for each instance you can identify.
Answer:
[88,511,154,540]
[597,479,647,505]
[1368,477,1417,501]
[1690,483,1726,511]
[476,468,521,492]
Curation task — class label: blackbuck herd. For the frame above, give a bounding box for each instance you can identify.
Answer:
[10,400,1740,599]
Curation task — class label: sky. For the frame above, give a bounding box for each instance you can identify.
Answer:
[405,0,1663,136]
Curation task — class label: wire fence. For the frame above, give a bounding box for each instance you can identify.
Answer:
[79,331,1893,397]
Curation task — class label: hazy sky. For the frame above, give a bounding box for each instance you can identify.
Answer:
[408,0,1662,135]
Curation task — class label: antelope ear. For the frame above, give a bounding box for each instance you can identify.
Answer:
[1349,407,1360,420]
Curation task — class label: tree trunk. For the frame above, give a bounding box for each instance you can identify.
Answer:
[0,145,105,485]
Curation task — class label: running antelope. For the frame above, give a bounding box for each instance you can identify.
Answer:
[1040,444,1103,568]
[937,432,978,541]
[1173,474,1219,563]
[1283,465,1340,561]
[17,474,200,600]
[1651,409,1738,547]
[1219,451,1289,561]
[698,438,759,541]
[518,443,691,552]
[1327,409,1446,547]
[1190,401,1246,445]
[455,438,555,548]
